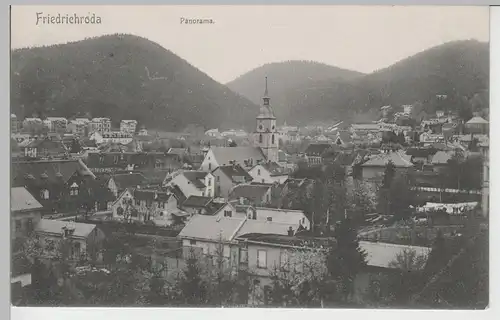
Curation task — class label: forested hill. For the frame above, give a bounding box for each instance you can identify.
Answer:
[229,40,489,125]
[11,34,259,131]
[227,60,364,123]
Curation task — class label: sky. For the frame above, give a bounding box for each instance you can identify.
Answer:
[11,5,489,83]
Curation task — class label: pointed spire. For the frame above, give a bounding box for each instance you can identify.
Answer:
[264,76,269,97]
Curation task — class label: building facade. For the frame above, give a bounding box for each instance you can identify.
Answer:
[120,120,138,135]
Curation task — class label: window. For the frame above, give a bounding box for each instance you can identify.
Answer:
[208,178,212,186]
[239,247,248,264]
[272,135,275,144]
[257,250,267,269]
[223,246,230,258]
[113,156,119,164]
[74,242,81,259]
[259,134,263,143]
[135,199,140,206]
[280,251,289,270]
[257,169,261,175]
[70,188,79,196]
[190,240,197,245]
[216,175,220,182]
[267,217,272,222]
[262,179,265,183]
[15,220,22,231]
[208,163,212,171]
[224,210,232,217]
[27,218,33,232]
[40,189,49,200]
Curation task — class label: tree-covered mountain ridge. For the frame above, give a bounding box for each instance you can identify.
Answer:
[11,33,259,131]
[229,40,489,125]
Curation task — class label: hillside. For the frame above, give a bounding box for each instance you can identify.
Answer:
[11,34,259,131]
[227,60,364,123]
[230,40,489,125]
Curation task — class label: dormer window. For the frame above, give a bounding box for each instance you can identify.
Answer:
[70,182,79,196]
[40,189,49,200]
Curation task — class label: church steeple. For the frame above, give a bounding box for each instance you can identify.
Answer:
[263,76,270,106]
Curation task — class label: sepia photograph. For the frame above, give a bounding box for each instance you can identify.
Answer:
[9,5,489,309]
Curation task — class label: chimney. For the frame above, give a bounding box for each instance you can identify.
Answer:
[287,226,294,236]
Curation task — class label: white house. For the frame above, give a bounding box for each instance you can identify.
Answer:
[248,162,289,184]
[120,120,138,135]
[101,131,133,144]
[89,131,104,144]
[163,170,215,198]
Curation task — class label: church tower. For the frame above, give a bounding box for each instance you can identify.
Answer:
[253,77,278,163]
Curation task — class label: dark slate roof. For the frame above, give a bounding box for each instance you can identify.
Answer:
[304,143,332,156]
[182,195,213,208]
[210,146,266,168]
[229,184,271,202]
[11,159,95,186]
[236,233,334,248]
[183,171,209,189]
[216,164,252,182]
[405,148,438,158]
[86,152,182,170]
[112,173,147,190]
[167,184,187,204]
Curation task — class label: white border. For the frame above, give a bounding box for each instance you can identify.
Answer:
[7,4,500,320]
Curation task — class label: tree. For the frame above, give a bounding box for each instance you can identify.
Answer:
[70,139,82,153]
[178,249,207,305]
[327,218,367,302]
[382,161,396,189]
[228,140,237,147]
[423,230,448,278]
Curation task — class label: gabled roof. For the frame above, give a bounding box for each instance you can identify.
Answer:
[405,148,438,158]
[359,241,431,270]
[183,171,209,189]
[335,131,352,145]
[178,215,245,242]
[229,184,272,202]
[361,151,413,168]
[111,173,147,190]
[210,146,266,168]
[304,143,332,156]
[253,207,308,226]
[11,187,43,212]
[215,164,252,182]
[466,116,488,125]
[168,148,188,155]
[182,195,213,208]
[35,219,97,239]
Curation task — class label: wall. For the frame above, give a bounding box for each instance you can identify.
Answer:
[199,149,219,172]
[204,173,215,198]
[213,169,234,199]
[11,210,42,240]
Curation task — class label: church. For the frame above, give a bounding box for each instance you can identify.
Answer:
[199,77,281,173]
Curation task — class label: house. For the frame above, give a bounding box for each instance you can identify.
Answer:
[167,148,188,157]
[67,119,89,137]
[205,128,221,138]
[11,158,97,214]
[334,131,352,147]
[199,146,267,172]
[11,187,43,241]
[163,170,215,198]
[234,232,333,304]
[101,131,133,145]
[229,183,273,207]
[304,143,333,166]
[89,131,104,144]
[88,118,111,134]
[465,116,489,134]
[212,164,253,199]
[106,172,147,197]
[22,138,67,159]
[34,219,106,262]
[248,161,289,184]
[352,241,431,303]
[120,120,138,135]
[351,123,380,133]
[360,151,414,180]
[177,214,245,262]
[436,110,445,118]
[111,188,184,226]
